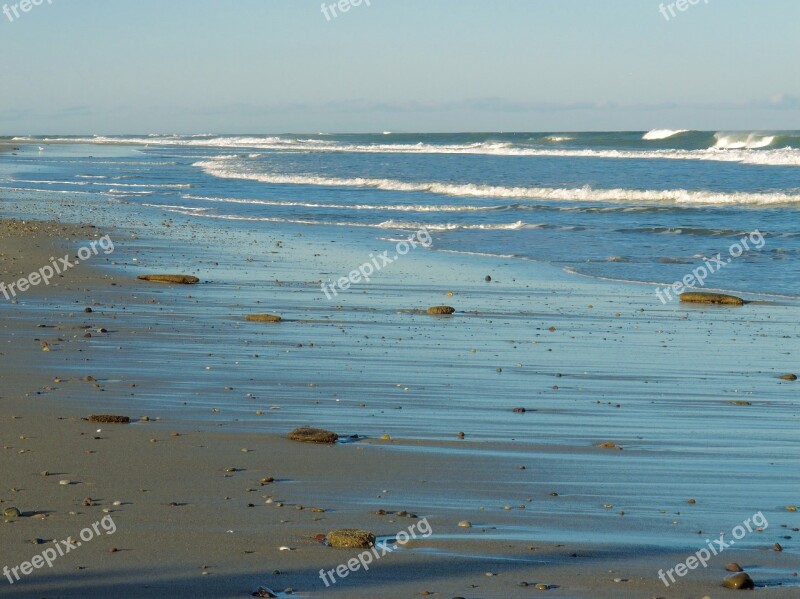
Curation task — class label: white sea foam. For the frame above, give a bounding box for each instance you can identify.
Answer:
[26,134,800,166]
[147,205,534,232]
[106,189,154,195]
[714,132,776,149]
[142,204,210,212]
[377,219,529,231]
[643,129,690,140]
[0,186,95,195]
[11,179,88,186]
[11,178,191,189]
[56,135,334,148]
[192,160,800,206]
[438,249,518,259]
[181,194,497,212]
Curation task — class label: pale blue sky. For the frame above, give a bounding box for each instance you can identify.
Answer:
[1,0,798,133]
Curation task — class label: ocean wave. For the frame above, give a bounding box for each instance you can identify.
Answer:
[713,132,776,149]
[616,226,757,237]
[48,135,336,148]
[148,207,534,232]
[142,204,211,212]
[11,178,191,189]
[10,179,88,186]
[182,195,731,215]
[377,219,529,231]
[643,129,691,140]
[26,134,800,166]
[106,189,154,196]
[192,162,800,206]
[0,186,95,195]
[181,194,498,212]
[438,249,518,259]
[196,141,800,166]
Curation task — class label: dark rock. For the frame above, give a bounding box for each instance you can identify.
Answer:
[726,563,744,572]
[246,314,282,323]
[3,507,21,519]
[88,415,130,424]
[679,292,745,306]
[137,274,199,284]
[427,305,455,315]
[327,529,376,548]
[287,427,338,444]
[723,572,754,589]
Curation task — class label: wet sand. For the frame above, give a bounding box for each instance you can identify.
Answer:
[0,217,798,598]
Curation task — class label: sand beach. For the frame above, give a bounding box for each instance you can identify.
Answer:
[0,211,797,598]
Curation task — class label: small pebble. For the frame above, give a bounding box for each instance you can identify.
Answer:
[726,562,744,572]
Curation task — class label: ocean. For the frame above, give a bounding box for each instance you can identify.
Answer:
[4,129,799,299]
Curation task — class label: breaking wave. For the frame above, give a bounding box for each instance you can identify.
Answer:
[643,129,691,140]
[17,133,800,166]
[192,161,800,206]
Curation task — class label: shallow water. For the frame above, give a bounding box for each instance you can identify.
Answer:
[3,134,800,297]
[1,139,798,557]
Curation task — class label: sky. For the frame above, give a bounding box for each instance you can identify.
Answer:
[1,0,799,134]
